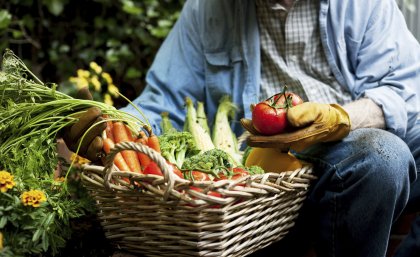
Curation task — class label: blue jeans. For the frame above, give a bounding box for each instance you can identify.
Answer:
[250,121,420,257]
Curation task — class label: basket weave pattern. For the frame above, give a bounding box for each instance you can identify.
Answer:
[81,142,317,257]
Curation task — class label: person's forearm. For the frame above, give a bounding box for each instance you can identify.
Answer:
[342,98,385,130]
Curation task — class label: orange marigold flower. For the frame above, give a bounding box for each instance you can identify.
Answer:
[21,190,47,207]
[0,170,15,193]
[54,177,66,183]
[70,153,91,165]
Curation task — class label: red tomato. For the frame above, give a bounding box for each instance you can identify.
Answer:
[272,92,303,108]
[143,161,183,179]
[190,171,210,181]
[143,162,162,176]
[214,167,250,181]
[167,162,184,179]
[252,102,289,135]
[231,167,250,180]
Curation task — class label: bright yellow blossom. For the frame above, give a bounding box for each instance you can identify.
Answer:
[89,61,102,74]
[107,84,120,97]
[101,72,113,84]
[69,76,89,89]
[91,75,101,92]
[0,170,15,193]
[21,190,47,207]
[104,93,114,106]
[77,69,90,78]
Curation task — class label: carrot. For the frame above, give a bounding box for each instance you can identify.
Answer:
[147,133,161,153]
[139,130,147,139]
[135,137,152,169]
[105,121,115,141]
[103,138,131,172]
[143,125,161,153]
[112,121,142,173]
[124,123,135,141]
[102,114,115,141]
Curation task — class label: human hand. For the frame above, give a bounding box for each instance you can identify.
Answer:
[241,102,351,151]
[62,87,107,161]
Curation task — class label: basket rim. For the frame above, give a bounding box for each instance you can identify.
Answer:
[80,141,317,206]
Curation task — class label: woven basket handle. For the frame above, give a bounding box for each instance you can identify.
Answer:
[103,141,178,199]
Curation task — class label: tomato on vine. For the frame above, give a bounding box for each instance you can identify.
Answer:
[252,86,303,135]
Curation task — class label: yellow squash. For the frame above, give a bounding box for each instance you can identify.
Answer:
[245,147,304,173]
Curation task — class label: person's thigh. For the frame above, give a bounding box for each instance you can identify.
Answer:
[250,128,417,257]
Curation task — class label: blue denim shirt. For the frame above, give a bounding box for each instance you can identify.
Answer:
[122,0,420,138]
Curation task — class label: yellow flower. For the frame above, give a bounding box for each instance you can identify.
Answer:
[54,177,66,183]
[91,75,101,92]
[89,61,102,74]
[69,76,89,89]
[101,72,113,85]
[77,69,90,79]
[70,153,91,165]
[107,84,120,97]
[0,170,15,193]
[104,93,114,106]
[0,231,3,250]
[21,190,47,207]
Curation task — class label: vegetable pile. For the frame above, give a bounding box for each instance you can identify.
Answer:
[157,96,264,182]
[102,93,265,183]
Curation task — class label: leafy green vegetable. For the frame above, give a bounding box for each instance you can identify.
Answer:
[246,165,265,175]
[158,130,200,169]
[160,111,175,134]
[212,95,242,166]
[196,101,211,135]
[181,148,233,175]
[183,97,215,153]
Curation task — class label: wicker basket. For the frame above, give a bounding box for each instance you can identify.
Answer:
[80,141,317,257]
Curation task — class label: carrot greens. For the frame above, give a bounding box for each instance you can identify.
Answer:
[0,49,145,256]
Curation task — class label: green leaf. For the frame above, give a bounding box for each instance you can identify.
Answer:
[32,228,42,242]
[0,9,12,30]
[121,0,143,15]
[41,230,49,251]
[0,215,7,228]
[11,29,24,39]
[125,67,142,79]
[42,0,67,16]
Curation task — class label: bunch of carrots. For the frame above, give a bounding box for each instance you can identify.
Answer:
[102,118,161,174]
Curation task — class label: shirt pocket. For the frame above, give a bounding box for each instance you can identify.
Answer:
[204,46,244,97]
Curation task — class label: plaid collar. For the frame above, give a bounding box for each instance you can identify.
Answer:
[255,0,298,11]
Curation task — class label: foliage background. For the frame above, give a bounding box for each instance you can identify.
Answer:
[0,0,185,108]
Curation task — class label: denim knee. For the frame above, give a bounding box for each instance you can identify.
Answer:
[301,128,416,204]
[337,129,414,189]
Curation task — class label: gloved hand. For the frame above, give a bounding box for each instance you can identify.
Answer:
[62,87,107,162]
[242,102,351,152]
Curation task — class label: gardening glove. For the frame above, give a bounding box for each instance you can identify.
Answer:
[242,102,351,152]
[62,87,107,161]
